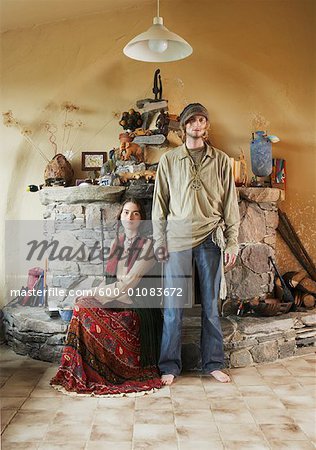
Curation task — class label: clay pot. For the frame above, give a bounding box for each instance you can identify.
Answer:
[44,154,74,186]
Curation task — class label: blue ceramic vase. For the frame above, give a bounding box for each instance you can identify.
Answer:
[250,131,272,177]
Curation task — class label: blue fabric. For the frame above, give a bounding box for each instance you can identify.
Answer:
[159,235,224,375]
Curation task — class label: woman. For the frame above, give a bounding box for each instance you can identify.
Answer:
[51,198,162,396]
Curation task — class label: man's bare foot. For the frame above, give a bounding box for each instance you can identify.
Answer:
[210,370,231,383]
[161,374,175,385]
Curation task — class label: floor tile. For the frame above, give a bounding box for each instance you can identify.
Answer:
[269,440,315,449]
[212,408,256,423]
[261,376,301,385]
[176,423,220,442]
[251,408,295,424]
[87,443,131,450]
[286,408,316,422]
[209,398,248,410]
[203,382,242,398]
[21,397,63,411]
[260,423,309,441]
[2,423,49,442]
[281,357,312,369]
[230,375,266,386]
[135,396,173,410]
[174,409,214,426]
[230,367,259,376]
[134,409,174,425]
[256,366,292,377]
[172,397,211,411]
[170,384,205,395]
[93,408,134,426]
[133,441,178,450]
[223,442,270,450]
[90,423,133,442]
[0,442,40,450]
[1,409,16,432]
[294,420,316,441]
[281,395,316,409]
[45,421,92,442]
[60,396,98,414]
[286,367,316,377]
[218,423,265,441]
[0,396,26,410]
[245,396,286,410]
[98,396,135,409]
[51,410,95,424]
[0,385,34,397]
[238,385,275,397]
[9,410,53,426]
[272,383,308,397]
[38,444,86,450]
[293,376,316,386]
[133,423,176,441]
[179,441,224,450]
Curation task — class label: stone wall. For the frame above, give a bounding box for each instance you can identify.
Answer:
[225,187,284,300]
[39,185,284,307]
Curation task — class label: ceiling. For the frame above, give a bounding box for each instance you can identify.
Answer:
[0,0,153,33]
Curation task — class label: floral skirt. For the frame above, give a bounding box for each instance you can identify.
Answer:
[50,301,162,396]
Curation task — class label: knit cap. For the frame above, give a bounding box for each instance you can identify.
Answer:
[179,103,209,129]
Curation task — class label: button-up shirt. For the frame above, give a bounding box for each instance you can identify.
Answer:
[152,143,240,254]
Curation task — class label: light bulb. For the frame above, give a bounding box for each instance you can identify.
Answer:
[148,39,168,53]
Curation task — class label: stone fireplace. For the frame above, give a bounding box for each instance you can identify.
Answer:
[3,185,316,367]
[39,185,285,304]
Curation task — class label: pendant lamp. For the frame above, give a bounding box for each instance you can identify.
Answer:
[123,0,192,62]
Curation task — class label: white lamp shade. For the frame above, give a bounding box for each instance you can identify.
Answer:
[123,17,192,62]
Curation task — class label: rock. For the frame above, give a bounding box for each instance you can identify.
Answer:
[38,344,63,363]
[241,244,271,273]
[301,312,316,326]
[39,186,125,205]
[221,318,236,341]
[237,187,283,203]
[264,210,279,229]
[55,213,75,223]
[238,203,267,243]
[125,182,155,199]
[225,266,269,299]
[251,340,278,363]
[278,339,296,359]
[237,316,294,335]
[230,349,254,367]
[264,235,276,247]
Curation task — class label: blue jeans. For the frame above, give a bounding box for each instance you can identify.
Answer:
[159,235,224,375]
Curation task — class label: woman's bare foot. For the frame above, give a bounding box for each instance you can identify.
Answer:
[161,374,175,385]
[210,370,231,383]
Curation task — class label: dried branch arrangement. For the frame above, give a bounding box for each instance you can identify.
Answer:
[2,102,84,162]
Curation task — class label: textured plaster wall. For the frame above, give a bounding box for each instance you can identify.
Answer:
[0,0,315,305]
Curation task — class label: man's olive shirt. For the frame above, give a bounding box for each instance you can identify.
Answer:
[152,143,240,254]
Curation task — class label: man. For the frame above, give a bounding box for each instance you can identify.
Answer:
[152,103,240,385]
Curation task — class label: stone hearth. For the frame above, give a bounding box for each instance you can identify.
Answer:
[3,304,315,367]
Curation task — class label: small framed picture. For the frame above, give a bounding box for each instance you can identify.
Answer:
[81,152,107,171]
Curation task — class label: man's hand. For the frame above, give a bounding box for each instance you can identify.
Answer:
[155,245,169,262]
[224,252,236,270]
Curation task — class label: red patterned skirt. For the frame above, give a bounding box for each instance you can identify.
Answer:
[51,302,162,395]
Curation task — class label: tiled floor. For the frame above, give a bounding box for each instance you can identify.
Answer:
[0,345,315,450]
